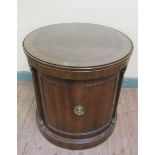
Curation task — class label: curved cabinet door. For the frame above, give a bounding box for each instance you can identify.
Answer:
[38,74,118,134]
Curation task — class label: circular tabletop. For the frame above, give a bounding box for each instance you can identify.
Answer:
[23,23,133,68]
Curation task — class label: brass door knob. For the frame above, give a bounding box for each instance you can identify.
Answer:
[74,105,85,115]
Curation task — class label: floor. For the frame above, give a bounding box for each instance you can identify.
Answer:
[17,81,138,155]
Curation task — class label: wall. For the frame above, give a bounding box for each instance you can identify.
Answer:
[18,0,137,77]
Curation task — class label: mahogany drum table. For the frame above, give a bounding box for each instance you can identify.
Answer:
[23,23,133,150]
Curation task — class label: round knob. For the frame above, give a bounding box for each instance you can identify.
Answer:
[74,105,85,116]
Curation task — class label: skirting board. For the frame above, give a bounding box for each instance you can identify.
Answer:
[17,71,138,88]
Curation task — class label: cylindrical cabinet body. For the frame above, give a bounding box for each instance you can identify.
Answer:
[23,23,133,149]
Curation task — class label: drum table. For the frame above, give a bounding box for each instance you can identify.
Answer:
[23,23,133,150]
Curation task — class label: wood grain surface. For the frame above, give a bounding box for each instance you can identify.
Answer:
[23,23,133,68]
[17,81,137,155]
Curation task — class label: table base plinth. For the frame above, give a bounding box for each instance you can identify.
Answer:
[36,110,117,150]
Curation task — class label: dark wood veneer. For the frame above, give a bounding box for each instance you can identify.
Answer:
[23,23,133,149]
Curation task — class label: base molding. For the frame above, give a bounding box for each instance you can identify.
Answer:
[36,110,116,150]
